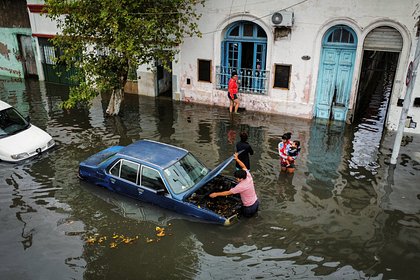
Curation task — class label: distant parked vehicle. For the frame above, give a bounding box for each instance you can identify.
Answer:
[78,140,242,225]
[0,100,55,162]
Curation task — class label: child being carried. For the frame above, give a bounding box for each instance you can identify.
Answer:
[285,140,300,167]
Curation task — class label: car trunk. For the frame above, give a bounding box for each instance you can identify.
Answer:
[186,175,243,219]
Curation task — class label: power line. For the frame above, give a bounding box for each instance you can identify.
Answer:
[200,0,309,36]
[227,0,235,29]
[120,0,309,16]
[240,0,248,22]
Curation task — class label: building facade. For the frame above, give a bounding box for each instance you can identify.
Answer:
[0,0,37,79]
[23,0,420,134]
[137,0,420,133]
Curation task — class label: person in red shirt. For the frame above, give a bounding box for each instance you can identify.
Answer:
[209,152,259,217]
[228,72,240,114]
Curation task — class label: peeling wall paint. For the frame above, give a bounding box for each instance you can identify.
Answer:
[166,0,417,131]
[0,0,33,78]
[0,28,33,78]
[302,75,312,104]
[135,0,420,133]
[0,42,10,60]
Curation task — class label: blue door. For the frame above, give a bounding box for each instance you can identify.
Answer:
[315,26,357,121]
[253,43,267,92]
[220,21,267,93]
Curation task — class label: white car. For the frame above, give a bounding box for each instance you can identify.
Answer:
[0,100,55,162]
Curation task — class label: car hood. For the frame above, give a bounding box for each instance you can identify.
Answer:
[0,125,52,157]
[182,154,235,201]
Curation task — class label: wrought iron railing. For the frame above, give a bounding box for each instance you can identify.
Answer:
[216,66,269,94]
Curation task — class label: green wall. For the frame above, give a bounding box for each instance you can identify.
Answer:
[0,27,33,78]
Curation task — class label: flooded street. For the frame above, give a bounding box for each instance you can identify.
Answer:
[1,78,420,279]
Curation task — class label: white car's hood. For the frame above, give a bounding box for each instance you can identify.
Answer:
[0,124,53,161]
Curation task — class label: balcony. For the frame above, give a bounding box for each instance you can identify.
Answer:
[216,66,269,94]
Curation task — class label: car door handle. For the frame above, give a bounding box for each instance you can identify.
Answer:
[110,178,116,184]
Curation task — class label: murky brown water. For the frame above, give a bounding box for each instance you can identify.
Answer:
[1,77,419,279]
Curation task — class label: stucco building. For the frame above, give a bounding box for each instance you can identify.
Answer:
[18,0,420,134]
[0,0,37,79]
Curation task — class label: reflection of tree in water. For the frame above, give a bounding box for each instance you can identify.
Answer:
[104,115,130,145]
[156,97,175,142]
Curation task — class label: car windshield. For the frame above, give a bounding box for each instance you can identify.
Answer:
[163,152,209,194]
[0,107,29,138]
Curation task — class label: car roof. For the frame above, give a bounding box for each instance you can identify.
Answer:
[0,100,12,111]
[118,140,189,169]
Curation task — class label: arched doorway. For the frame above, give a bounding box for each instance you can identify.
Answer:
[315,25,358,121]
[353,26,403,124]
[349,26,403,167]
[218,21,268,93]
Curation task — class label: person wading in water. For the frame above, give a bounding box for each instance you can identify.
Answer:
[228,72,240,114]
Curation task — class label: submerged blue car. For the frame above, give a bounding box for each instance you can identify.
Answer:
[78,140,242,225]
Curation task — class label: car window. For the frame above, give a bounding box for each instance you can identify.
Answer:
[0,107,29,137]
[163,152,209,194]
[140,166,167,192]
[120,160,140,184]
[109,160,121,176]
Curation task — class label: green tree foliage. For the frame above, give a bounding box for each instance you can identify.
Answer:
[45,0,205,110]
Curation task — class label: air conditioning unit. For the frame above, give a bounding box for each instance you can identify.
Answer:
[271,11,294,27]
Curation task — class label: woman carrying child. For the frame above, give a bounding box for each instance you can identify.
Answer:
[278,132,300,174]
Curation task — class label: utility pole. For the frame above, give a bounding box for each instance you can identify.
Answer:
[390,30,419,165]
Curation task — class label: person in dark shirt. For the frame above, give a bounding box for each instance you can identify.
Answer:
[236,131,254,170]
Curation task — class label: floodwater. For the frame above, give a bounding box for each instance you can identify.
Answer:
[1,77,419,280]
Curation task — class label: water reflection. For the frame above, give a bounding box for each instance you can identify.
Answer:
[276,172,296,202]
[0,77,420,279]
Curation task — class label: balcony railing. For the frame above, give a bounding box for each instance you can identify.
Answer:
[216,66,269,94]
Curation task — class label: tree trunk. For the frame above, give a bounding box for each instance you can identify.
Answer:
[106,88,124,116]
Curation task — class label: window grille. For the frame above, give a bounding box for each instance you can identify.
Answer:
[216,66,269,94]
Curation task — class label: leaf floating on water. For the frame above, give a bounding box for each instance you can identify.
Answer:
[86,237,96,244]
[85,232,142,248]
[123,237,136,244]
[155,227,166,237]
[98,236,106,243]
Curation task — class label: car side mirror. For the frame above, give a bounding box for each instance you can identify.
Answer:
[25,116,31,122]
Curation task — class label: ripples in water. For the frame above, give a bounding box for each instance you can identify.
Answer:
[1,77,420,279]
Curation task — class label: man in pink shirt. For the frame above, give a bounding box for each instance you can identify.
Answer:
[209,152,259,217]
